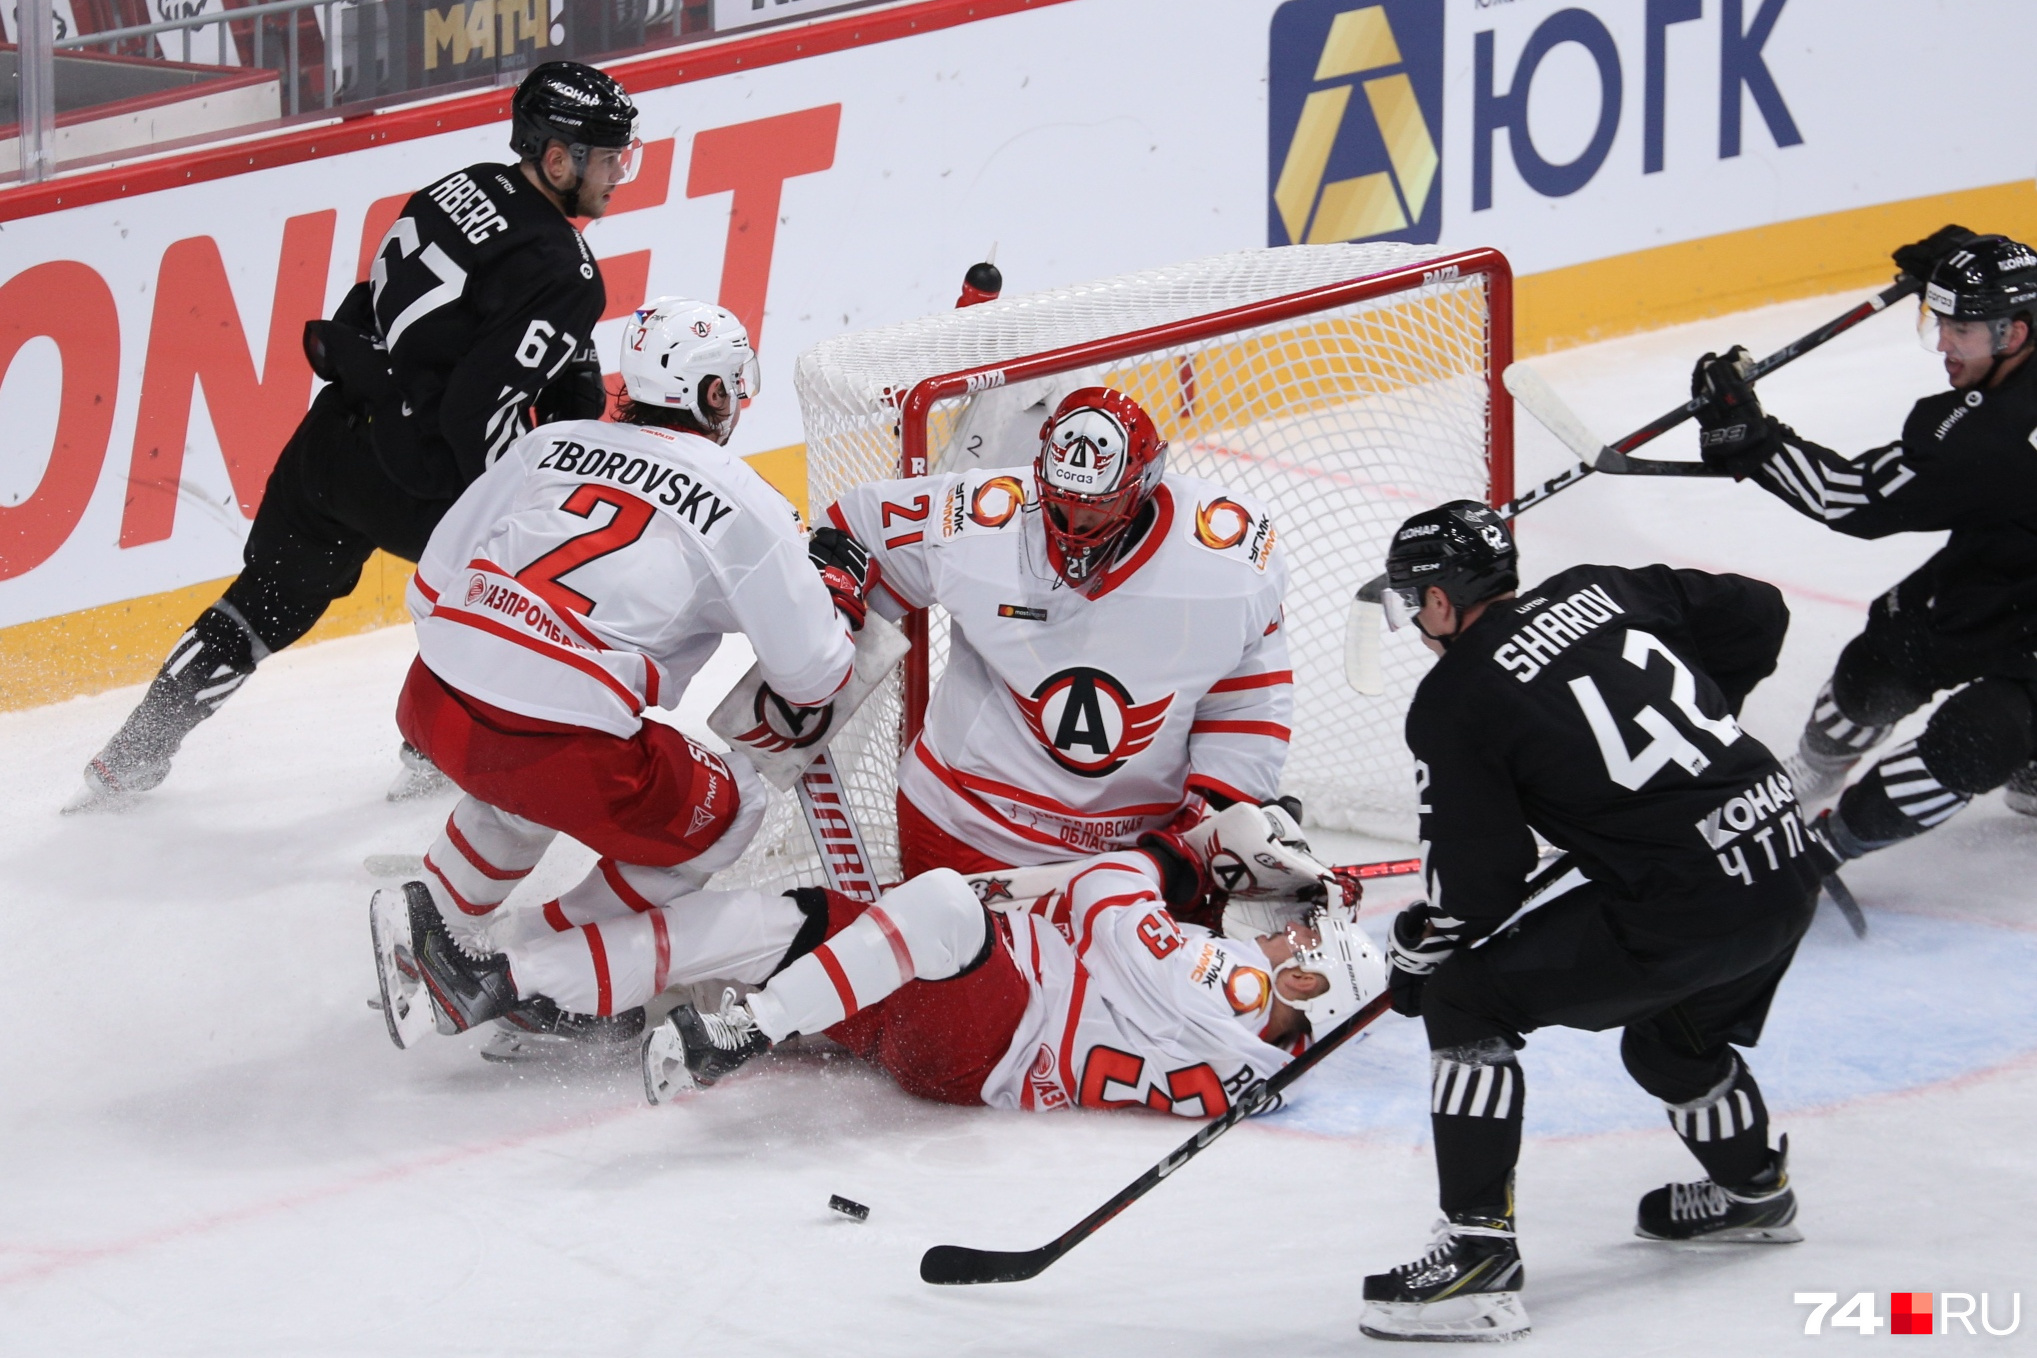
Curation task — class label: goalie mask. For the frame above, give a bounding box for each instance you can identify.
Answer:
[1034,388,1166,590]
[1271,907,1387,1034]
[620,298,760,444]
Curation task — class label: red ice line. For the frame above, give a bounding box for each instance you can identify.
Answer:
[0,1099,655,1288]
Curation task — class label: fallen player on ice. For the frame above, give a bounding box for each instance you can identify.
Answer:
[372,800,1387,1118]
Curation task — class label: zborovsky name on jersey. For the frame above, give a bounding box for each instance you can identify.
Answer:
[1493,584,1627,683]
[535,433,738,538]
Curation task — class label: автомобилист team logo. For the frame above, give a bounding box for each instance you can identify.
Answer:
[1009,667,1172,778]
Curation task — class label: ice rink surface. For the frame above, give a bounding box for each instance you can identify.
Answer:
[3,292,2033,1354]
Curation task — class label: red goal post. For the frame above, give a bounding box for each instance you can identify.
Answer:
[720,243,1514,895]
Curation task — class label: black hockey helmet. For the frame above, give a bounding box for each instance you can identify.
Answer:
[1921,234,2037,357]
[1382,499,1518,630]
[511,61,638,158]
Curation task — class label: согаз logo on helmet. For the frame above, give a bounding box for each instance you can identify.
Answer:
[1008,668,1172,777]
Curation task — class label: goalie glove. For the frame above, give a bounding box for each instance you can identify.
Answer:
[1178,800,1342,942]
[1385,901,1463,1018]
[807,526,879,631]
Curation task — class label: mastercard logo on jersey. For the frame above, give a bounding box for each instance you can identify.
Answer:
[1008,666,1173,778]
[730,684,834,753]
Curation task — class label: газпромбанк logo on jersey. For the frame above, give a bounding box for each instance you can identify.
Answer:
[1268,0,1443,247]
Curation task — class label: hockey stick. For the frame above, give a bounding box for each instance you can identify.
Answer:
[1344,275,1924,694]
[919,991,1391,1285]
[1507,273,1925,493]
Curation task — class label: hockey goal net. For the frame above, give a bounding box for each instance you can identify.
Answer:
[717,242,1512,893]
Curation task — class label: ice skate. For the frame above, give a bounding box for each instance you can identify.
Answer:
[1360,1213,1530,1343]
[407,885,519,1034]
[62,751,171,814]
[479,999,645,1064]
[370,883,437,1049]
[2004,762,2037,816]
[1781,736,1857,806]
[1636,1137,1801,1243]
[386,741,455,803]
[642,990,773,1103]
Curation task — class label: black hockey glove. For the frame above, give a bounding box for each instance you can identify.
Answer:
[535,359,608,425]
[1690,347,1780,480]
[1385,901,1460,1018]
[303,319,399,406]
[1892,223,1977,284]
[807,526,878,631]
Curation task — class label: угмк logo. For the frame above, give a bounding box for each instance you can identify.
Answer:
[1009,667,1171,778]
[1268,0,1443,247]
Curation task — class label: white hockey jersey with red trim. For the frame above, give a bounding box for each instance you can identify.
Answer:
[827,469,1290,865]
[411,419,855,737]
[982,852,1295,1115]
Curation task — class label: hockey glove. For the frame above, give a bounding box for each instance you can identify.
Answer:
[1892,223,1978,284]
[807,527,879,630]
[303,320,399,406]
[1690,347,1780,480]
[1134,827,1213,912]
[1385,901,1461,1018]
[535,358,608,425]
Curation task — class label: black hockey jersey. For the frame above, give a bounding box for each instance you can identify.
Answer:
[1406,564,1819,942]
[334,162,605,499]
[1748,355,2037,645]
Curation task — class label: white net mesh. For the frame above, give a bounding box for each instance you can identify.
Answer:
[715,243,1502,892]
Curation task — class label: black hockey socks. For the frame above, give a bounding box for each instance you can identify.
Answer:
[1429,1039,1525,1217]
[1660,1056,1773,1189]
[91,602,268,784]
[1833,738,1972,851]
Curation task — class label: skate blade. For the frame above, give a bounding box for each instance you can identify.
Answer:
[1635,1222,1803,1244]
[640,1020,699,1106]
[386,767,455,803]
[364,854,427,879]
[479,1027,636,1066]
[370,889,434,1050]
[61,778,133,815]
[1359,1294,1531,1343]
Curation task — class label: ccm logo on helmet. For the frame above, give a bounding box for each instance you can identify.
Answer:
[1008,666,1172,777]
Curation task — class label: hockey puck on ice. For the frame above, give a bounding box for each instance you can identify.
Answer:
[829,1194,870,1222]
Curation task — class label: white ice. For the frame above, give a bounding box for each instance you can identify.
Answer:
[3,292,2033,1354]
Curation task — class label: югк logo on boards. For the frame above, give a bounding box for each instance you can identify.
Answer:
[1268,0,1442,247]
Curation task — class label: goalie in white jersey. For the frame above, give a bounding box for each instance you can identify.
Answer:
[637,806,1386,1114]
[368,298,873,1050]
[823,386,1292,877]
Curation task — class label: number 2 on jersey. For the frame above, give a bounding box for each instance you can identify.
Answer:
[517,485,655,615]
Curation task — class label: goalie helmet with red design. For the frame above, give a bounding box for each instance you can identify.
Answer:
[1034,387,1167,590]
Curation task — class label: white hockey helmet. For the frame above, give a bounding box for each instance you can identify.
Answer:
[1272,907,1387,1033]
[620,298,760,444]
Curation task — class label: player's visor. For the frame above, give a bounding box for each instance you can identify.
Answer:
[732,351,761,403]
[1917,303,2012,359]
[577,138,643,185]
[1381,583,1423,631]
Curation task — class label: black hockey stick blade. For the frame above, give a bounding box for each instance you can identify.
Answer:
[1820,871,1869,939]
[919,993,1392,1286]
[921,1241,1067,1286]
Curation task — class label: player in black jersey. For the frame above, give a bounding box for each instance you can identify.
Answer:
[1689,229,2037,867]
[1356,503,1820,1344]
[69,61,638,811]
